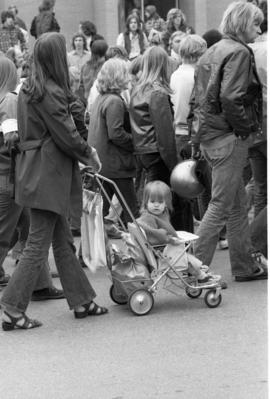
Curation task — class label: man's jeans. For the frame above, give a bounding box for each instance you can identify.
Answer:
[194,138,257,277]
[1,208,96,313]
[249,143,267,217]
[0,175,21,279]
[250,206,267,258]
[0,175,52,289]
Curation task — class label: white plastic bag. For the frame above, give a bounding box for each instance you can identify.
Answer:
[81,189,107,272]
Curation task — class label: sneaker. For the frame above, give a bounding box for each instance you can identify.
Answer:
[201,265,209,273]
[220,280,228,289]
[198,274,221,286]
[0,274,10,286]
[31,287,65,301]
[235,265,268,282]
[198,275,214,284]
[218,239,228,250]
[252,251,268,268]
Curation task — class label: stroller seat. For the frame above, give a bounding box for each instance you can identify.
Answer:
[127,223,158,272]
[128,223,189,275]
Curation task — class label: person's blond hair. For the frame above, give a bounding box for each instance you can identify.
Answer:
[96,58,130,94]
[179,34,207,63]
[220,1,264,37]
[133,46,171,95]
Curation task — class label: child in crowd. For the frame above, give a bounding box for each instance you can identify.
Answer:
[136,181,219,284]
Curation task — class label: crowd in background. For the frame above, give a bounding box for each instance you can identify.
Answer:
[0,0,267,330]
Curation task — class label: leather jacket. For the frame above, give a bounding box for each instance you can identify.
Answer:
[191,35,262,144]
[129,85,177,171]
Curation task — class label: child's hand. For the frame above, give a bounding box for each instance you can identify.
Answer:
[169,236,181,245]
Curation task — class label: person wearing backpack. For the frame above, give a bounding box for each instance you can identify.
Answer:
[30,0,60,39]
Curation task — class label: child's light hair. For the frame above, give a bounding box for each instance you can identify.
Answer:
[141,181,173,213]
[97,58,130,95]
[179,34,207,63]
[220,1,263,37]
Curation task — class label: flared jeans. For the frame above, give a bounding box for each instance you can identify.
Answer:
[1,208,96,313]
[194,138,257,277]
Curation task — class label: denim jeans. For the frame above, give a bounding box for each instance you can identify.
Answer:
[250,206,267,258]
[194,138,257,277]
[10,208,30,260]
[0,175,53,289]
[196,160,227,239]
[248,143,267,217]
[137,153,171,186]
[175,135,190,162]
[1,208,96,313]
[0,175,22,279]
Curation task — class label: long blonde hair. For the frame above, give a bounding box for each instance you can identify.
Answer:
[132,46,171,96]
[0,56,17,102]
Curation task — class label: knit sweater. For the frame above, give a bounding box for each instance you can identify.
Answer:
[136,209,178,245]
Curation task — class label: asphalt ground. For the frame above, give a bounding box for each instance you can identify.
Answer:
[0,238,268,399]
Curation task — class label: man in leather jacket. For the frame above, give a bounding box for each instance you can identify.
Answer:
[191,1,267,282]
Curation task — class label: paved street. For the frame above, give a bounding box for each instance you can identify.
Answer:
[0,239,267,399]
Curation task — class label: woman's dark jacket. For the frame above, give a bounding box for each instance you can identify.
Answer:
[191,35,262,144]
[129,86,177,171]
[88,92,136,179]
[15,79,92,216]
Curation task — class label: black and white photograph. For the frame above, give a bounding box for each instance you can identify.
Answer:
[0,0,267,398]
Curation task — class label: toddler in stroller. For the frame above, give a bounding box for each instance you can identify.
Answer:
[83,172,223,315]
[136,181,219,285]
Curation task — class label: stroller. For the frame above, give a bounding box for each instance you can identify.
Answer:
[82,170,223,316]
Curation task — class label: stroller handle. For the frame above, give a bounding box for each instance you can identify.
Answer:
[81,171,141,233]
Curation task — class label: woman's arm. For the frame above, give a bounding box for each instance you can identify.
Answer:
[38,85,93,165]
[220,49,255,139]
[149,89,177,170]
[104,96,134,152]
[1,93,19,152]
[116,32,124,47]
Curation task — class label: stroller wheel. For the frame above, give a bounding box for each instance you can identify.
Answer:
[185,286,202,299]
[204,289,222,308]
[109,284,128,305]
[128,289,154,316]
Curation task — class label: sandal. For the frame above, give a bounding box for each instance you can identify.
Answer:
[74,302,108,319]
[2,311,42,331]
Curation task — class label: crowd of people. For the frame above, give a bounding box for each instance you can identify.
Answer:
[0,0,267,331]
